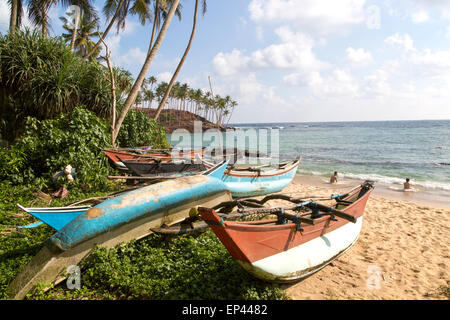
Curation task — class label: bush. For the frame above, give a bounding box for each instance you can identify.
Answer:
[0,29,112,143]
[0,106,113,191]
[116,109,170,148]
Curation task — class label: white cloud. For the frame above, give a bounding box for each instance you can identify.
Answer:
[384,33,415,51]
[411,10,429,23]
[284,69,360,98]
[445,25,450,39]
[115,47,147,67]
[213,26,326,77]
[363,68,392,97]
[156,72,173,83]
[346,47,373,65]
[248,0,367,35]
[410,48,450,77]
[212,49,250,76]
[250,27,326,70]
[255,26,264,41]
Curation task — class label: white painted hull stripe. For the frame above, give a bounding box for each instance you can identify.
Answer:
[251,217,363,277]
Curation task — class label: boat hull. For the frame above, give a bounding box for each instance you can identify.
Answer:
[198,183,372,282]
[202,157,301,197]
[51,175,229,251]
[121,160,206,177]
[221,166,298,197]
[237,217,363,282]
[9,175,232,299]
[103,148,205,169]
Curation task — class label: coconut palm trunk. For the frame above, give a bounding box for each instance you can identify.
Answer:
[153,0,199,121]
[83,0,124,61]
[42,1,48,37]
[9,0,18,33]
[70,11,80,51]
[112,0,180,144]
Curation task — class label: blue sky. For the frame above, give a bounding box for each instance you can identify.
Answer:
[1,0,450,123]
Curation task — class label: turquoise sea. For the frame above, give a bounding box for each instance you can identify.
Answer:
[168,120,450,203]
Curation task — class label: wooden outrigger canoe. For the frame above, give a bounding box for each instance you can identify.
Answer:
[102,147,206,169]
[9,162,230,299]
[200,156,301,197]
[119,157,207,177]
[197,181,374,282]
[15,161,227,231]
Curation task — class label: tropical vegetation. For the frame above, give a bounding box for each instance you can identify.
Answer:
[138,79,238,127]
[0,0,269,302]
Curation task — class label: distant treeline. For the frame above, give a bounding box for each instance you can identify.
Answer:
[136,79,238,128]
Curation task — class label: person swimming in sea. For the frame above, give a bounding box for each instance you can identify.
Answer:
[330,171,338,184]
[403,178,411,190]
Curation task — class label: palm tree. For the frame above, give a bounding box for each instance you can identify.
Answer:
[147,75,157,90]
[143,89,154,107]
[61,14,101,59]
[194,88,203,115]
[112,0,181,145]
[26,0,96,38]
[153,0,206,120]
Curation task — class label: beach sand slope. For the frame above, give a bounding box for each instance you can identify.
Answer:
[265,181,449,300]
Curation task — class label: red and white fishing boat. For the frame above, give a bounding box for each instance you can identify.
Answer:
[102,147,206,169]
[198,181,374,282]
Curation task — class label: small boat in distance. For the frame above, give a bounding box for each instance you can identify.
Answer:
[198,181,375,282]
[199,156,301,197]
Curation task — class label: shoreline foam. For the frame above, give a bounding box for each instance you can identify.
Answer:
[294,173,450,209]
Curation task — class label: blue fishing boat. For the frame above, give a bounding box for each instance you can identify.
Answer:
[10,161,231,299]
[51,165,229,251]
[16,205,91,230]
[200,156,302,197]
[16,161,228,231]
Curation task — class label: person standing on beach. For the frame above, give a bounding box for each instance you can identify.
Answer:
[403,178,411,190]
[330,171,338,184]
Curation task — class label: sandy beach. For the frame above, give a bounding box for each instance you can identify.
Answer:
[266,177,450,300]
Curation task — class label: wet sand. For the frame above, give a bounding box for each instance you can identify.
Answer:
[272,178,450,300]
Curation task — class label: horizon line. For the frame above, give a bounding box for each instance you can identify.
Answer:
[229,118,450,125]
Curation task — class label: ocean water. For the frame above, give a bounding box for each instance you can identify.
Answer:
[168,120,450,203]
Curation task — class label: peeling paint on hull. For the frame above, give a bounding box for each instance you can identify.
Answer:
[51,176,229,250]
[9,176,232,300]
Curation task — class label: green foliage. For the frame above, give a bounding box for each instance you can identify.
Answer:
[0,185,114,300]
[0,29,112,143]
[0,182,286,300]
[56,232,287,300]
[0,106,114,191]
[117,109,170,148]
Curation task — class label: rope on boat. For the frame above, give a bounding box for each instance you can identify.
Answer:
[153,181,375,235]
